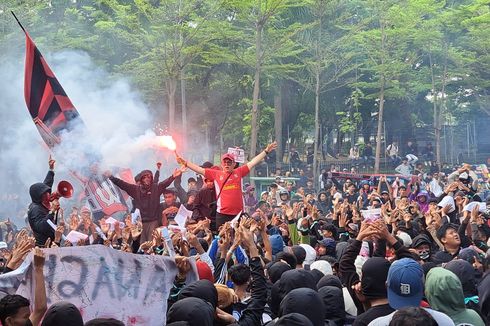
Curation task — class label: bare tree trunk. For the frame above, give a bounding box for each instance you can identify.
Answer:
[438,41,449,169]
[274,84,283,170]
[181,70,187,150]
[374,79,385,174]
[249,21,263,177]
[374,20,387,174]
[166,77,177,132]
[313,71,321,187]
[429,42,448,171]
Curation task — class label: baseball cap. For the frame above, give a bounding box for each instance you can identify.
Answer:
[436,223,458,241]
[221,153,235,162]
[317,238,336,250]
[200,161,214,168]
[386,258,424,309]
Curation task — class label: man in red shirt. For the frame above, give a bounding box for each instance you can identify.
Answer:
[177,141,277,230]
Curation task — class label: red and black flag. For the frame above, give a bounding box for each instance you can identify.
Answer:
[13,13,132,217]
[13,12,84,148]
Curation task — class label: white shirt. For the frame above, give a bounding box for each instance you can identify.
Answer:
[429,179,443,197]
[368,308,455,326]
[387,144,398,156]
[395,163,412,177]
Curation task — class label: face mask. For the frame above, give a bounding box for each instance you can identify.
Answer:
[419,250,430,260]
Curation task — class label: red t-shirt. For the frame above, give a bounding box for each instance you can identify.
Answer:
[204,165,250,215]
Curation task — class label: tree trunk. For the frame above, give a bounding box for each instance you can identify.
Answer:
[438,41,449,170]
[429,42,448,171]
[181,70,187,150]
[374,80,385,174]
[313,71,321,187]
[166,77,177,132]
[274,84,283,170]
[375,19,386,174]
[249,21,263,176]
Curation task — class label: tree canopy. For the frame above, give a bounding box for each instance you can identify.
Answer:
[1,0,489,170]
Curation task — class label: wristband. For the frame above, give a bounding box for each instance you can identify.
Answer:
[227,249,234,256]
[264,149,270,155]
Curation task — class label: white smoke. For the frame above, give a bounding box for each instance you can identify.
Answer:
[0,47,189,224]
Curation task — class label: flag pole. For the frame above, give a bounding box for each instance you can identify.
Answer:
[11,11,27,34]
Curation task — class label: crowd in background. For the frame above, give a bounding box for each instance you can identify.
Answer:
[0,144,489,326]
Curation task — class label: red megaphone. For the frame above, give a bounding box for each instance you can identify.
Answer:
[50,180,74,201]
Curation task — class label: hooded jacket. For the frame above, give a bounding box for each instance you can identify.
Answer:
[110,172,175,222]
[444,260,484,320]
[28,170,56,247]
[178,279,218,309]
[275,313,314,326]
[267,262,291,284]
[315,191,331,215]
[478,272,490,323]
[269,269,317,317]
[279,288,326,326]
[191,186,216,220]
[167,297,214,326]
[319,286,346,326]
[425,267,484,326]
[415,191,430,213]
[41,301,83,326]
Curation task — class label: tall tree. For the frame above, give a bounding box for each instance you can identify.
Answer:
[222,0,303,172]
[294,0,355,185]
[353,0,421,173]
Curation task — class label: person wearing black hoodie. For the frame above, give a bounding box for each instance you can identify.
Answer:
[107,168,181,243]
[478,270,490,323]
[444,259,486,323]
[167,297,214,326]
[275,288,326,326]
[318,286,346,326]
[41,301,83,326]
[268,268,317,318]
[275,313,313,326]
[315,191,331,216]
[27,157,58,247]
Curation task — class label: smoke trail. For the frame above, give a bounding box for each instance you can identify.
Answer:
[0,48,187,223]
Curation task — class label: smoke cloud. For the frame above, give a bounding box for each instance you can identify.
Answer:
[0,46,195,224]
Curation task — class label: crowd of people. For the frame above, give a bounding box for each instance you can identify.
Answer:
[0,140,489,326]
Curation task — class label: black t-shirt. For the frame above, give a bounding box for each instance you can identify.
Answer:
[353,303,395,326]
[344,192,359,204]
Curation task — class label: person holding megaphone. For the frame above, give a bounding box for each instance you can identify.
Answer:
[28,156,72,247]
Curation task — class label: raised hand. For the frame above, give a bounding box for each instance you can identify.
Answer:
[265,141,278,153]
[172,168,183,178]
[131,222,143,240]
[152,229,162,248]
[48,155,55,170]
[175,255,191,279]
[33,247,45,268]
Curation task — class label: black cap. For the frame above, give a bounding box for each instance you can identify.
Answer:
[200,161,213,168]
[436,223,458,241]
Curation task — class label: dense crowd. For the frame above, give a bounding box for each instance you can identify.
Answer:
[0,143,489,326]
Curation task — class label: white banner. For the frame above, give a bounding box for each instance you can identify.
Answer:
[227,147,245,163]
[0,245,198,325]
